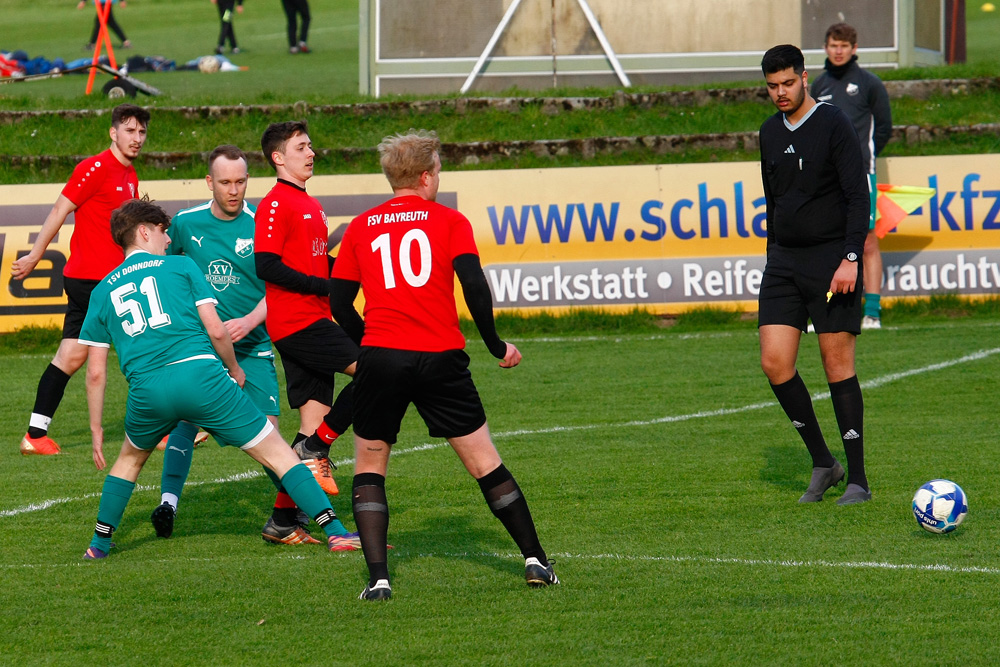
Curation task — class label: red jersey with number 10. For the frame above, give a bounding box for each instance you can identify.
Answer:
[333,194,479,352]
[254,181,332,342]
[61,148,138,280]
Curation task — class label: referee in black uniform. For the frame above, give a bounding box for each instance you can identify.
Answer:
[757,45,872,505]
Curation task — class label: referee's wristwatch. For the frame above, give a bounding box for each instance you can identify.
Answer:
[845,252,858,262]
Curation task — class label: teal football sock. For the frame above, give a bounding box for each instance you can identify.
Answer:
[280,463,348,537]
[90,475,136,553]
[863,293,881,318]
[161,421,200,500]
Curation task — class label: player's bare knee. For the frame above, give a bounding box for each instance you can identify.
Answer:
[864,231,880,255]
[53,340,90,374]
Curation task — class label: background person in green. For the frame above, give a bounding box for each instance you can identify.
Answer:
[153,146,332,546]
[811,22,893,330]
[78,198,360,559]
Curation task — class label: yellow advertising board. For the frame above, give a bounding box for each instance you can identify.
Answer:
[1,154,998,333]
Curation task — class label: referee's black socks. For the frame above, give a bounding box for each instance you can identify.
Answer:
[769,372,836,469]
[829,375,867,491]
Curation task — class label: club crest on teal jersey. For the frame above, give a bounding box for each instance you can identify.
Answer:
[206,259,240,291]
[235,238,253,258]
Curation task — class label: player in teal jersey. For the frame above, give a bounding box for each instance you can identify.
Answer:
[79,198,360,559]
[152,145,335,545]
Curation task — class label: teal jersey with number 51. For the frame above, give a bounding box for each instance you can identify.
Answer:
[79,251,221,382]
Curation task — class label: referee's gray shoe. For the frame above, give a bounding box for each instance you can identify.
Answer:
[798,460,846,503]
[836,484,872,505]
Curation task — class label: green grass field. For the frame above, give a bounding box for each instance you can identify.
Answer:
[4,2,1000,664]
[3,310,1000,665]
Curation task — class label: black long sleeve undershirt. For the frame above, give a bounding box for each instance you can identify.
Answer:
[254,251,330,296]
[453,253,506,359]
[329,278,365,346]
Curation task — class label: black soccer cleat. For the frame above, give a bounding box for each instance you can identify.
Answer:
[359,579,392,601]
[150,502,176,539]
[261,516,321,545]
[525,557,559,588]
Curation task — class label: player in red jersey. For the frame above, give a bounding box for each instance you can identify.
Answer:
[253,121,361,542]
[330,130,557,601]
[12,104,149,456]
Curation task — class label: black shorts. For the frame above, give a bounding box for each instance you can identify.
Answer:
[353,347,487,445]
[758,240,863,334]
[272,318,359,409]
[63,277,100,339]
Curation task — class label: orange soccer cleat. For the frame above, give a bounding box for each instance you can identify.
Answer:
[300,457,339,495]
[20,434,61,456]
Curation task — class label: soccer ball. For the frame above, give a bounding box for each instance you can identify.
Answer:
[198,56,221,74]
[912,479,968,534]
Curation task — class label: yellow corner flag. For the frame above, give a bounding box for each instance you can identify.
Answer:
[874,184,936,239]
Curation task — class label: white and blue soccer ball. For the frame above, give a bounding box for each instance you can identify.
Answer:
[912,479,968,534]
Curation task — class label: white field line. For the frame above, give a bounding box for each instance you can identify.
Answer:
[6,549,1000,577]
[2,347,997,520]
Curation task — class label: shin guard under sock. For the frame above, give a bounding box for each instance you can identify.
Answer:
[161,421,200,501]
[353,472,390,584]
[280,463,347,536]
[90,475,136,552]
[477,464,545,562]
[829,375,867,490]
[769,372,836,468]
[28,364,71,438]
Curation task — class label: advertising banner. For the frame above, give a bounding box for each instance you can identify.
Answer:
[1,154,998,332]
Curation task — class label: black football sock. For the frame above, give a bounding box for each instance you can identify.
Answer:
[327,382,353,435]
[769,372,836,468]
[28,364,71,438]
[829,375,867,490]
[477,464,546,563]
[301,383,354,457]
[270,497,299,526]
[353,473,390,585]
[292,432,307,445]
[298,433,329,458]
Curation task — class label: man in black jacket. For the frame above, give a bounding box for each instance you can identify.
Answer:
[757,44,872,506]
[811,23,893,330]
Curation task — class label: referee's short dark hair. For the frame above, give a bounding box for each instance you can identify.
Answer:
[761,44,805,76]
[260,121,309,171]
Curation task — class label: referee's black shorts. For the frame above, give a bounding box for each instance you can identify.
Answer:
[353,346,487,445]
[273,318,359,409]
[63,277,100,339]
[758,239,863,334]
